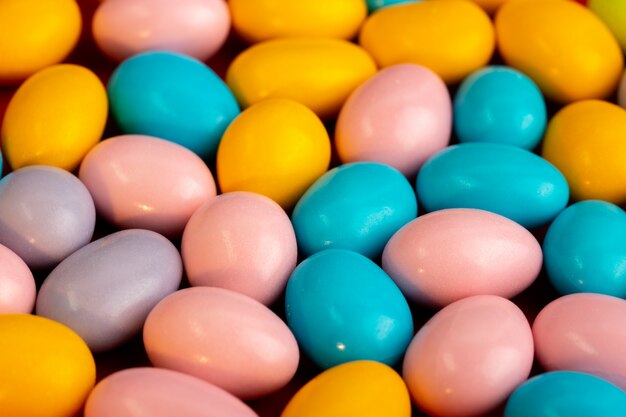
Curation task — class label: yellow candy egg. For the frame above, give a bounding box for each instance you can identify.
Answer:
[0,0,81,83]
[589,0,626,53]
[496,0,623,103]
[226,38,377,118]
[0,314,96,417]
[1,64,108,171]
[229,0,367,43]
[359,0,494,84]
[217,98,331,208]
[542,100,626,203]
[281,361,411,417]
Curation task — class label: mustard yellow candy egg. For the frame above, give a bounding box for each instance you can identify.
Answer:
[589,0,626,53]
[226,38,377,118]
[496,0,623,103]
[217,99,331,208]
[0,0,81,83]
[359,1,494,84]
[1,64,108,171]
[0,314,96,417]
[229,0,367,43]
[281,360,411,417]
[542,100,626,203]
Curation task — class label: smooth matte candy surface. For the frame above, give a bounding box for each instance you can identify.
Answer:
[589,0,626,53]
[0,244,35,314]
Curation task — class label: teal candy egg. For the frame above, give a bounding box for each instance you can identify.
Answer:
[292,162,417,259]
[505,371,626,417]
[543,200,626,297]
[416,143,569,229]
[454,66,547,150]
[285,249,413,369]
[367,0,420,13]
[107,51,240,159]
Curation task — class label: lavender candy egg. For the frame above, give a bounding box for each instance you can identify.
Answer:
[0,166,95,270]
[36,229,182,352]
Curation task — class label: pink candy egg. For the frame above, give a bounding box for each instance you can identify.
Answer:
[403,295,534,417]
[182,192,297,305]
[335,64,451,177]
[92,0,230,62]
[533,293,626,390]
[382,208,542,307]
[79,135,217,237]
[143,287,299,399]
[0,244,35,314]
[85,367,259,417]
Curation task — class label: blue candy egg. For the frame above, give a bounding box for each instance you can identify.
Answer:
[292,162,417,259]
[416,143,569,229]
[285,249,413,369]
[454,66,547,150]
[543,200,626,297]
[367,0,420,13]
[108,51,240,159]
[505,371,626,417]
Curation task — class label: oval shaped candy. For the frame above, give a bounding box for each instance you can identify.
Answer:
[85,368,259,417]
[108,51,240,159]
[226,38,377,118]
[417,143,569,229]
[366,0,418,13]
[0,314,95,417]
[0,166,95,270]
[383,208,542,307]
[282,361,411,417]
[1,64,108,171]
[588,0,626,52]
[285,249,413,369]
[144,287,299,399]
[0,244,35,314]
[403,295,534,417]
[496,0,623,103]
[182,192,297,305]
[335,64,451,177]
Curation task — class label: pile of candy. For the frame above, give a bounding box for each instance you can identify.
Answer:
[2,0,626,416]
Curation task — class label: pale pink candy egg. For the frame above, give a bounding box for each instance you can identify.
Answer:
[533,293,626,390]
[382,208,542,307]
[143,287,299,400]
[403,295,534,417]
[85,367,259,417]
[79,134,216,238]
[0,243,35,313]
[182,191,297,305]
[92,0,230,62]
[335,64,451,178]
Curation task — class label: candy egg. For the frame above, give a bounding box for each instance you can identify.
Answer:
[0,244,35,314]
[453,66,547,150]
[229,0,366,43]
[0,166,95,270]
[36,229,182,352]
[217,99,331,208]
[504,371,626,417]
[403,295,534,417]
[0,0,81,83]
[382,209,542,307]
[1,64,108,171]
[542,100,626,203]
[93,0,230,62]
[292,162,417,258]
[143,287,299,399]
[282,361,411,417]
[0,314,95,417]
[85,368,259,417]
[79,135,217,237]
[182,192,297,305]
[226,38,377,118]
[417,143,569,229]
[285,249,413,368]
[335,64,451,177]
[534,293,626,390]
[496,0,623,103]
[359,1,495,84]
[366,0,419,13]
[588,0,626,52]
[108,51,240,159]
